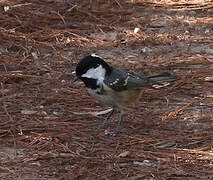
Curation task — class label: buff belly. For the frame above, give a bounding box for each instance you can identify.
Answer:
[87,84,141,110]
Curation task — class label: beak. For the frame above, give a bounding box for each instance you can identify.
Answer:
[73,77,80,82]
[72,70,79,82]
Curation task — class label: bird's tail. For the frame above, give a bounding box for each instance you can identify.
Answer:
[148,72,178,83]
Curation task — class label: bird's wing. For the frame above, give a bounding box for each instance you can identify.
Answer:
[103,67,150,91]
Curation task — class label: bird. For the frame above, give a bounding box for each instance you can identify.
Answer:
[75,54,177,135]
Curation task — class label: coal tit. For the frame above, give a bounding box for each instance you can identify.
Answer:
[75,54,177,133]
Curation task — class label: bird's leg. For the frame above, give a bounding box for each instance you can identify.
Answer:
[99,108,115,128]
[118,109,124,127]
[115,109,125,133]
[105,109,125,136]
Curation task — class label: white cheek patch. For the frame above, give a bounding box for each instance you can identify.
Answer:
[81,65,106,84]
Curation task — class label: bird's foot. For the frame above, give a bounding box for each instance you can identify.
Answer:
[104,125,125,136]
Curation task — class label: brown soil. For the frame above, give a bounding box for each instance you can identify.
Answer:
[0,0,213,179]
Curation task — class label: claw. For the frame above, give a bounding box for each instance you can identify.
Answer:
[104,126,125,136]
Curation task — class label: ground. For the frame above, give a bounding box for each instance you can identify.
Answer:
[0,0,213,179]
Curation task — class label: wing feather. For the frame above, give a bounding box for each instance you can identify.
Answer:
[103,67,149,91]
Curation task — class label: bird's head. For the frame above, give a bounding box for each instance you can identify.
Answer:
[75,54,112,89]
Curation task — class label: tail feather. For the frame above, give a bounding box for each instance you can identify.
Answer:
[148,72,178,83]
